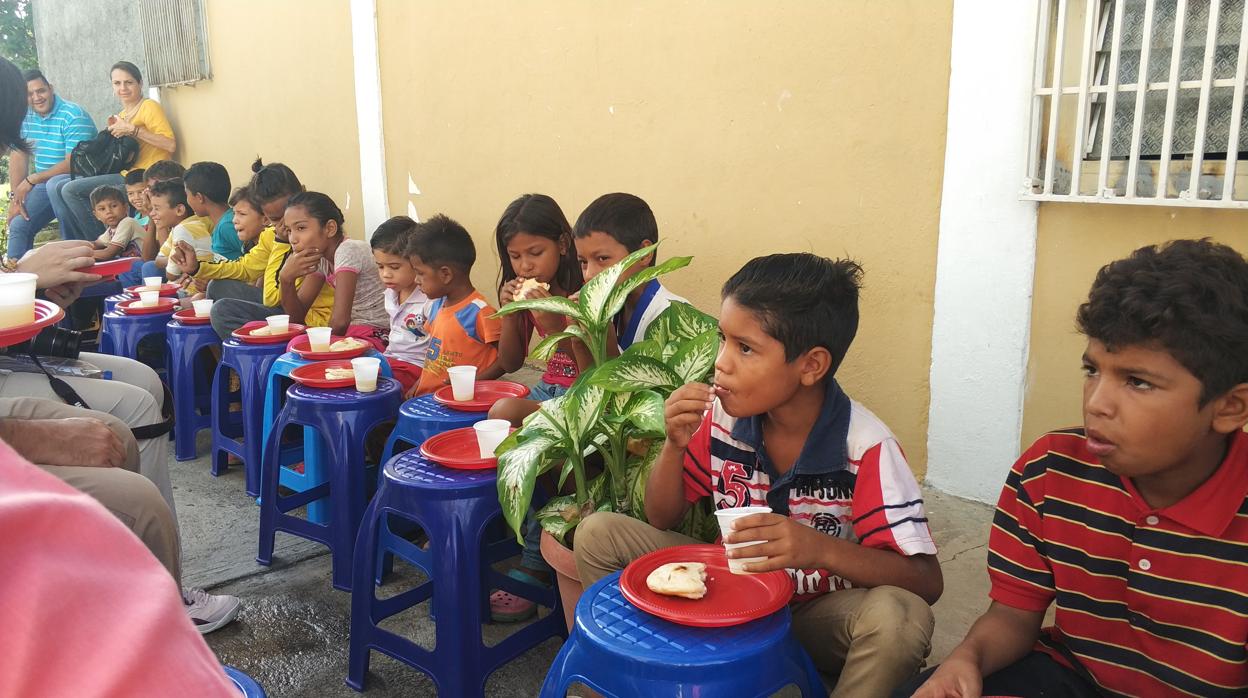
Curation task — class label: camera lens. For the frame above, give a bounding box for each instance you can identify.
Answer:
[14,326,82,360]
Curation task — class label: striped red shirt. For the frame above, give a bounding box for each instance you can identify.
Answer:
[682,397,936,600]
[990,428,1248,696]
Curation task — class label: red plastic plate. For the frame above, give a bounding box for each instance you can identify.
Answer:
[172,308,211,325]
[619,544,794,627]
[0,299,65,348]
[125,283,179,297]
[287,333,369,360]
[289,360,358,389]
[420,426,512,470]
[117,298,177,315]
[231,320,307,345]
[89,257,138,278]
[432,380,530,411]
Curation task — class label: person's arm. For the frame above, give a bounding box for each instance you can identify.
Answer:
[7,148,29,220]
[0,417,125,468]
[91,242,122,261]
[496,279,530,372]
[277,248,323,324]
[477,344,508,380]
[645,383,713,528]
[910,603,1045,698]
[112,102,176,154]
[14,240,100,288]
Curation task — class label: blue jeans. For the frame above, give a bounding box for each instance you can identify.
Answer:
[47,172,124,241]
[116,259,147,287]
[6,181,56,258]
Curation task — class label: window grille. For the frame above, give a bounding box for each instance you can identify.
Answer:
[1025,0,1248,207]
[137,0,211,87]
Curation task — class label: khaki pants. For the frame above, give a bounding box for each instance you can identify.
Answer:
[0,397,181,587]
[574,512,934,698]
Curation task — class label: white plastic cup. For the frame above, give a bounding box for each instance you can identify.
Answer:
[0,272,37,329]
[143,276,163,290]
[138,290,160,308]
[192,299,213,318]
[306,327,332,353]
[266,314,290,334]
[473,419,511,458]
[447,365,477,401]
[715,505,772,575]
[351,357,381,392]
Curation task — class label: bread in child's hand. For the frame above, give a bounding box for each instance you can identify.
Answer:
[324,368,355,380]
[330,337,367,352]
[518,278,550,300]
[646,562,707,600]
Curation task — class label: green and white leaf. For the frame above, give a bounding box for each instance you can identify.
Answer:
[669,329,719,384]
[496,434,558,542]
[626,440,662,521]
[539,514,579,544]
[563,381,607,442]
[620,339,662,361]
[528,330,578,363]
[600,255,691,325]
[589,355,681,392]
[646,301,718,344]
[618,390,665,436]
[579,243,662,324]
[493,295,585,323]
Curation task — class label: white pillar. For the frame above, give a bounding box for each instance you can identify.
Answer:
[349,0,389,238]
[926,0,1041,502]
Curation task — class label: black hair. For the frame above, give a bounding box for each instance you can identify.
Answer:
[722,253,863,373]
[1077,238,1248,405]
[228,186,254,208]
[22,69,47,85]
[110,61,142,84]
[183,161,231,204]
[495,193,583,295]
[124,168,146,186]
[573,192,659,254]
[89,184,127,208]
[149,178,188,210]
[371,215,418,256]
[408,214,475,271]
[0,58,28,153]
[248,158,304,207]
[285,191,344,233]
[144,160,185,182]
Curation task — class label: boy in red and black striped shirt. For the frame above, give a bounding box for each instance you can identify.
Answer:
[575,253,943,697]
[905,239,1248,698]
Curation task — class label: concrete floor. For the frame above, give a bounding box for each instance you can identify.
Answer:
[173,382,997,696]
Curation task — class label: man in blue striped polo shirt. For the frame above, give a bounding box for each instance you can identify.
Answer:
[5,69,95,259]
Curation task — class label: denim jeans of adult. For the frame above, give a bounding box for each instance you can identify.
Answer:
[47,172,124,241]
[6,181,56,258]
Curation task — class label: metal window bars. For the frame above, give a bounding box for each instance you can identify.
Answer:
[1024,0,1248,207]
[138,0,212,88]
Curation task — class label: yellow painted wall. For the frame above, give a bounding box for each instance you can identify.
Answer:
[1022,203,1248,445]
[376,1,954,473]
[155,0,366,234]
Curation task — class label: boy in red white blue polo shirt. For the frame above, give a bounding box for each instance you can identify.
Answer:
[575,253,942,698]
[904,240,1248,698]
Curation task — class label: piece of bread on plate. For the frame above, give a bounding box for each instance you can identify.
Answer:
[324,368,355,380]
[645,562,708,600]
[330,337,367,351]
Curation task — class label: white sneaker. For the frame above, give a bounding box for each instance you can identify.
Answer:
[182,588,240,634]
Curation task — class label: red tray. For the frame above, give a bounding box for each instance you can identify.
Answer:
[89,257,138,278]
[420,426,512,470]
[231,320,307,345]
[619,544,794,627]
[172,308,211,325]
[125,283,179,297]
[0,299,65,348]
[117,298,177,315]
[289,360,357,389]
[287,333,370,360]
[432,380,530,411]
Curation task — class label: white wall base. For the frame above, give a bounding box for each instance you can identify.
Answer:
[926,0,1041,502]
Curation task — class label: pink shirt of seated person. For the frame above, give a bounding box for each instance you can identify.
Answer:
[0,439,235,697]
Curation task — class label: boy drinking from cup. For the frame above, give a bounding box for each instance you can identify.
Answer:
[575,253,942,697]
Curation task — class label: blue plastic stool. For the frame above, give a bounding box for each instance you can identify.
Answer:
[257,378,402,591]
[347,450,565,696]
[540,572,823,697]
[166,318,221,461]
[211,338,287,495]
[381,393,485,463]
[260,350,393,524]
[98,309,172,373]
[223,666,266,697]
[102,292,131,315]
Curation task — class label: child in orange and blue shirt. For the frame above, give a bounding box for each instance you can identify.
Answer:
[409,214,504,397]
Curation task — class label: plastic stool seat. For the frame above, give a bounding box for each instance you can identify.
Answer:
[540,572,824,697]
[347,450,565,696]
[98,309,172,370]
[223,666,266,697]
[103,292,131,315]
[211,338,287,494]
[166,319,221,461]
[258,378,402,591]
[381,393,485,463]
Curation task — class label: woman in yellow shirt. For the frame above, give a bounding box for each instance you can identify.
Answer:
[47,61,177,242]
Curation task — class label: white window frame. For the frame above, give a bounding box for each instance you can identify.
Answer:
[1023,0,1248,208]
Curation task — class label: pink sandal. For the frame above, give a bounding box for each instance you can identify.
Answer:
[489,568,548,623]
